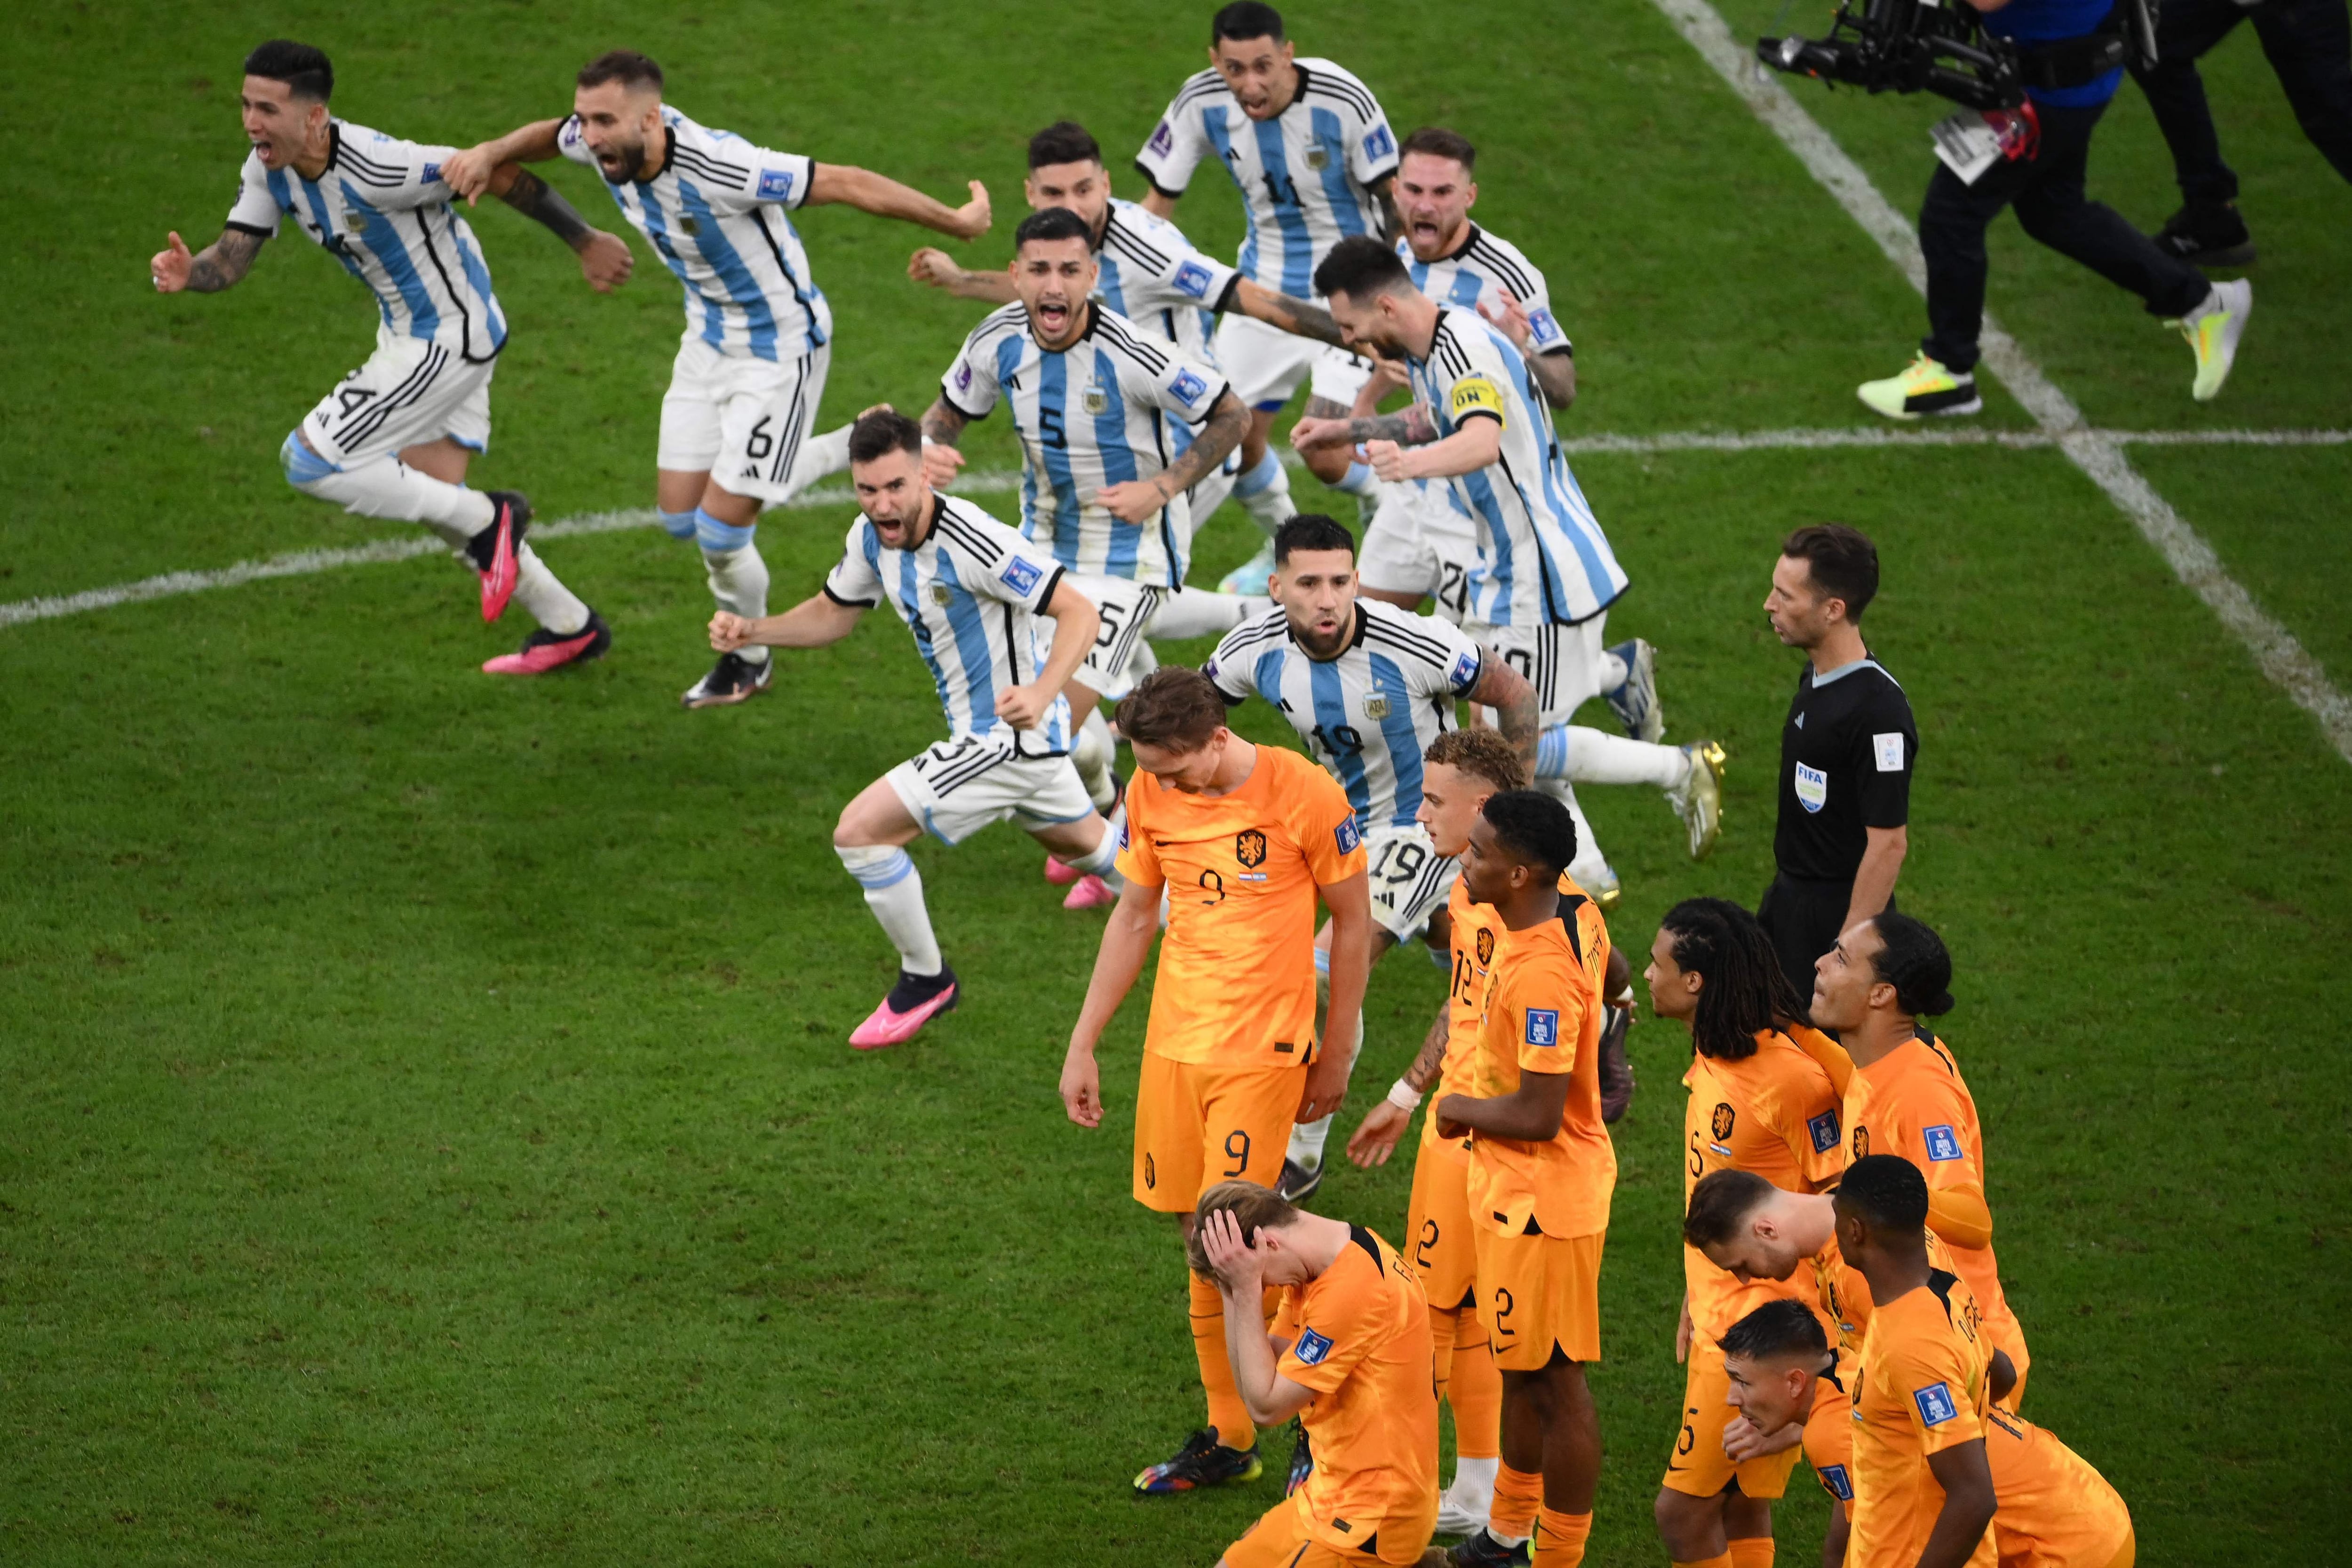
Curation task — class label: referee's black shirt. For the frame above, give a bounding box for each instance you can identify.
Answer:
[1773,657,1918,882]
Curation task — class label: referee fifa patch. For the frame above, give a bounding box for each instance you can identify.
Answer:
[1793,761,1828,814]
[1294,1327,1334,1365]
[1874,732,1906,772]
[1807,1109,1841,1153]
[1913,1382,1960,1426]
[1525,1008,1559,1047]
[1923,1124,1964,1163]
[1448,375,1504,424]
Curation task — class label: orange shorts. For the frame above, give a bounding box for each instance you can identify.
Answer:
[1472,1225,1604,1372]
[1221,1496,1426,1568]
[1133,1052,1304,1212]
[1661,1339,1803,1499]
[1404,1138,1478,1312]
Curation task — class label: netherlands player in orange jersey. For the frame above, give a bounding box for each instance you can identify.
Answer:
[1341,727,1531,1536]
[1831,1155,1999,1568]
[1644,899,1846,1568]
[1811,914,2030,1404]
[1683,1168,1973,1567]
[1190,1180,1440,1568]
[1060,665,1372,1495]
[1433,790,1613,1568]
[1716,1299,2134,1566]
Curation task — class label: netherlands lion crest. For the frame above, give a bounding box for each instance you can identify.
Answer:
[1712,1102,1737,1142]
[1475,927,1495,966]
[1235,829,1268,868]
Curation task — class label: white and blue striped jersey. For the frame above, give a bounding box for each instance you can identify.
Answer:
[1203,599,1486,829]
[1410,307,1628,628]
[226,121,507,361]
[1402,223,1573,358]
[1136,60,1398,298]
[940,302,1230,589]
[1094,198,1238,363]
[823,495,1073,754]
[557,105,828,362]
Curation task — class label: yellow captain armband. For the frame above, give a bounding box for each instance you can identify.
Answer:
[1448,374,1505,425]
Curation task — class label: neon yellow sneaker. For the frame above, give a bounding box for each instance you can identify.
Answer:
[2173,279,2252,402]
[1857,352,1981,420]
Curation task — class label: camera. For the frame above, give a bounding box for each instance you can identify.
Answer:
[1759,0,2024,110]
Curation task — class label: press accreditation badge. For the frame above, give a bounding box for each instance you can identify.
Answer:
[1930,109,2002,185]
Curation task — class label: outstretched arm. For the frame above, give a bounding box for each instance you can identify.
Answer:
[907,247,1017,303]
[1365,415,1500,483]
[441,119,566,202]
[151,228,267,294]
[1229,279,1344,348]
[807,165,991,240]
[709,594,863,652]
[490,165,633,293]
[1345,996,1453,1168]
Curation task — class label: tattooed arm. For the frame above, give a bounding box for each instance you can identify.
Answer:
[1097,388,1249,524]
[1228,279,1344,347]
[1370,175,1402,245]
[1342,997,1453,1169]
[1467,654,1542,778]
[489,165,633,293]
[918,397,973,488]
[151,228,267,294]
[1289,399,1440,453]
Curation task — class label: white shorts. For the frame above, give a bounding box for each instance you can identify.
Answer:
[1363,822,1460,942]
[1214,312,1375,412]
[302,330,494,467]
[660,338,832,504]
[1467,614,1611,727]
[885,735,1098,847]
[1358,481,1476,624]
[1057,574,1164,702]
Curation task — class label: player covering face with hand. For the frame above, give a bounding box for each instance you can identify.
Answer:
[151,40,617,675]
[707,410,1126,1049]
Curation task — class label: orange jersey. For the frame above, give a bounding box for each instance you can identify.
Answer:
[1850,1269,1998,1568]
[1846,1030,2026,1366]
[1982,1405,2133,1568]
[1681,1029,1847,1342]
[1271,1225,1440,1558]
[1420,878,1502,1164]
[1809,1226,1964,1357]
[1116,745,1366,1067]
[1462,887,1616,1239]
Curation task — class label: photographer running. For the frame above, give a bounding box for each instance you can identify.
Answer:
[1859,0,2255,419]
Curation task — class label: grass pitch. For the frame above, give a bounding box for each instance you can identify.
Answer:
[3,2,2348,1563]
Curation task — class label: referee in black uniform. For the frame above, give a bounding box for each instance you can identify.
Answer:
[1758,526,1919,998]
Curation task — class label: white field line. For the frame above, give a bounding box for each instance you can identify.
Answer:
[1650,0,2352,765]
[0,427,2340,632]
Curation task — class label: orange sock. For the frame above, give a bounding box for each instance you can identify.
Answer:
[1431,1304,1462,1409]
[1450,1309,1502,1459]
[1533,1506,1592,1568]
[1728,1540,1775,1568]
[1489,1464,1543,1542]
[1189,1273,1255,1451]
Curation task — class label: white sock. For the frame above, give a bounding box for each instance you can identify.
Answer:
[294,455,493,545]
[703,544,772,664]
[1073,709,1117,810]
[1062,805,1128,891]
[1535,725,1688,788]
[1333,460,1378,498]
[509,543,590,635]
[1535,776,1612,886]
[1148,588,1257,641]
[835,844,942,976]
[780,423,853,500]
[1596,649,1630,693]
[1232,449,1295,539]
[1449,1456,1499,1497]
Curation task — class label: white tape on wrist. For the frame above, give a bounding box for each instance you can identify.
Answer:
[1387,1079,1424,1113]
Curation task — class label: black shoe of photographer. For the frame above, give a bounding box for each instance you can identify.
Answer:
[2153,204,2256,269]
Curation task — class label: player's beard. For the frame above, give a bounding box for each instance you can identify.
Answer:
[597,135,648,182]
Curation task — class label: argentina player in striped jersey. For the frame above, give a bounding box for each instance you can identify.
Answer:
[1203,514,1542,1201]
[708,412,1128,1050]
[919,208,1250,815]
[908,120,1351,571]
[1136,3,1402,591]
[150,40,618,674]
[442,51,991,711]
[1303,238,1729,906]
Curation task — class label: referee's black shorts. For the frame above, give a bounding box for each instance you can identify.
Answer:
[1758,874,1895,1001]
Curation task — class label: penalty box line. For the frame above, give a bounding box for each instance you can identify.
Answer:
[1649,0,2352,766]
[0,424,2343,635]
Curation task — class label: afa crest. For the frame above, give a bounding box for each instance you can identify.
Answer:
[1235,829,1269,868]
[1476,927,1495,966]
[1711,1102,1736,1142]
